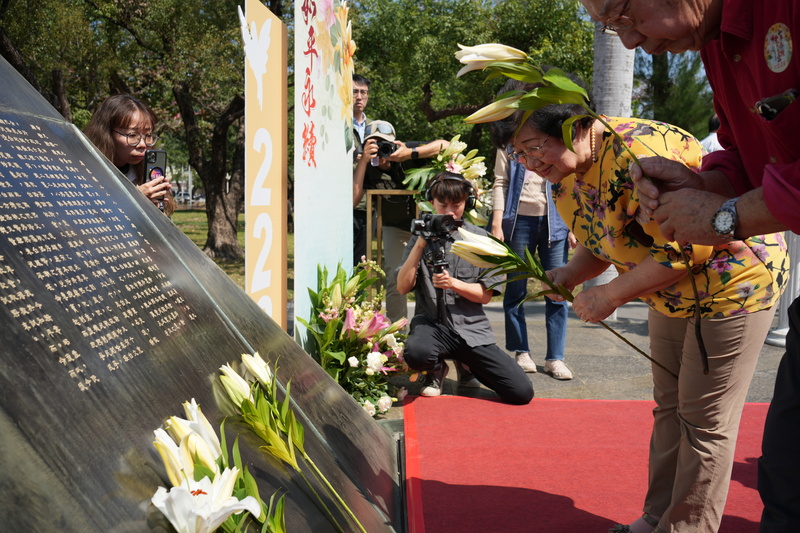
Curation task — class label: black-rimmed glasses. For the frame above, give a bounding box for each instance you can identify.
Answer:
[113,130,158,147]
[600,0,634,36]
[508,137,549,164]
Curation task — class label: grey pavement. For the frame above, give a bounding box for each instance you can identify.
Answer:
[386,299,786,418]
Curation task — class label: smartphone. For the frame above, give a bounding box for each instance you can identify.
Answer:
[145,149,167,181]
[145,149,168,211]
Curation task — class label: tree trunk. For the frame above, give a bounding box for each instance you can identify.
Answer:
[52,69,72,122]
[591,23,635,116]
[173,82,245,260]
[587,23,636,320]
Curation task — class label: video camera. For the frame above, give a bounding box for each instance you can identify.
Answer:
[410,213,463,240]
[410,213,463,324]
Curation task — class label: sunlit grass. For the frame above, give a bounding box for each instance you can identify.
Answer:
[171,209,294,299]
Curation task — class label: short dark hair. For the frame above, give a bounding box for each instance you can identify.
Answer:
[488,69,595,150]
[708,113,720,132]
[427,172,473,204]
[353,74,371,87]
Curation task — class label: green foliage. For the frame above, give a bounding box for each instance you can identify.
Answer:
[349,0,593,180]
[632,50,713,139]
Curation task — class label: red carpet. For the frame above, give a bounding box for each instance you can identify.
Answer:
[404,397,765,533]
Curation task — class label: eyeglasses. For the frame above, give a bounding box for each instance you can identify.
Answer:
[113,130,158,147]
[353,89,369,96]
[600,0,634,36]
[508,137,549,164]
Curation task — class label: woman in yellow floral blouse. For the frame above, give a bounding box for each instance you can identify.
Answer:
[489,75,788,533]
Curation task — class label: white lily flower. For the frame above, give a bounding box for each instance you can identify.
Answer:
[180,432,220,476]
[465,94,523,124]
[463,161,487,180]
[154,428,187,488]
[219,364,253,407]
[449,244,496,269]
[458,227,509,254]
[181,399,222,459]
[451,228,510,268]
[441,137,468,159]
[455,43,528,77]
[151,467,261,533]
[241,352,273,388]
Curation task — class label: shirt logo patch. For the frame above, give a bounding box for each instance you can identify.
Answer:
[765,23,793,73]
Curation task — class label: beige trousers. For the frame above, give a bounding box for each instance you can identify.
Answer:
[645,307,776,533]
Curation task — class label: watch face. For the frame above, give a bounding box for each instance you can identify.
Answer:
[714,210,735,233]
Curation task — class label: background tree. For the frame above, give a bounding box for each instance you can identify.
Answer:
[632,50,713,139]
[0,0,291,260]
[349,0,593,171]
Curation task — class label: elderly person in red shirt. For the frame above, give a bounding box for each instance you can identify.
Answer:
[580,1,800,532]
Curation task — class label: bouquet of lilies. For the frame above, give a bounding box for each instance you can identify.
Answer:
[150,397,285,533]
[297,260,409,416]
[219,353,366,533]
[402,134,491,226]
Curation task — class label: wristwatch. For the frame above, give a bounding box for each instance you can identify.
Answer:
[411,147,419,160]
[711,197,739,239]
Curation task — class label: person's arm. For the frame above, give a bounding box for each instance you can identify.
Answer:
[631,157,787,244]
[546,244,610,298]
[396,237,426,295]
[431,269,493,305]
[389,139,450,162]
[571,255,687,323]
[491,149,510,240]
[353,139,378,207]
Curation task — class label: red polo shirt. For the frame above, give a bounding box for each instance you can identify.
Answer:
[701,0,800,232]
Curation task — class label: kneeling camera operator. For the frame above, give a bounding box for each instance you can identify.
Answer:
[395,172,533,405]
[352,120,442,324]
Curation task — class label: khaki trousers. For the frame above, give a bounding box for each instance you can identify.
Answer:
[645,307,776,533]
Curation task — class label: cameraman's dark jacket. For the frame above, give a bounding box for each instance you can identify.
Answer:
[353,141,426,230]
[399,221,504,347]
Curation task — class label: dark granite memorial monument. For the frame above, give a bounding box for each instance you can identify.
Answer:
[0,56,403,532]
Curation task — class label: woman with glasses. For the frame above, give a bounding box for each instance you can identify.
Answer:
[85,94,175,215]
[488,71,788,533]
[491,78,576,380]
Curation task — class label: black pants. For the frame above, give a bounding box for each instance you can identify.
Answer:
[353,209,367,265]
[404,315,534,405]
[760,297,800,532]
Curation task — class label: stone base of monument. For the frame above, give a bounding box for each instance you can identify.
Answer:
[0,57,404,532]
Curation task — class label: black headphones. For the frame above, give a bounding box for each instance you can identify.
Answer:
[426,173,477,211]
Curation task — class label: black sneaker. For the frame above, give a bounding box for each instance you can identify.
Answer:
[420,363,449,397]
[456,362,481,388]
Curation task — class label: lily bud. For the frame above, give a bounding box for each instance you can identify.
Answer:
[241,352,273,388]
[455,43,528,77]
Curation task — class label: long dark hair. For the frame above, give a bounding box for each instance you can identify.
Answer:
[84,94,157,183]
[85,94,175,216]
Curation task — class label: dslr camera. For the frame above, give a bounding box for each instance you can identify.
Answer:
[375,139,397,158]
[410,213,463,240]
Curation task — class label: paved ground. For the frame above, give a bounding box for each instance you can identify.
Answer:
[384,299,787,420]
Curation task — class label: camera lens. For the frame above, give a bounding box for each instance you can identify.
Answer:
[377,141,397,158]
